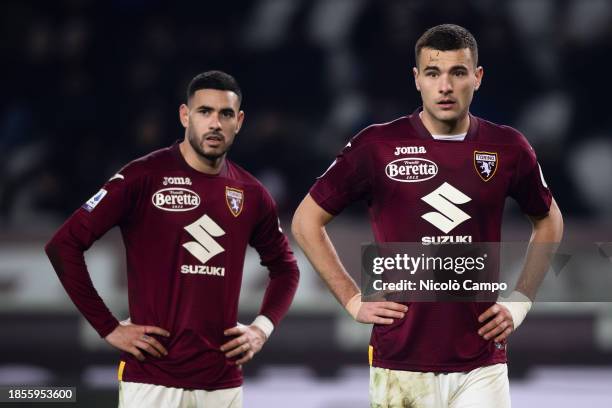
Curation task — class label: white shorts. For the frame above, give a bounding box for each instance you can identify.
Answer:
[369,364,510,408]
[118,381,242,408]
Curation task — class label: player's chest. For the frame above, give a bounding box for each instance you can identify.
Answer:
[137,175,257,237]
[372,142,518,203]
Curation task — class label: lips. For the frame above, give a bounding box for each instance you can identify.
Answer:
[204,133,225,147]
[205,134,223,141]
[437,99,456,109]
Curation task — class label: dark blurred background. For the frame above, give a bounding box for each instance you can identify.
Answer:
[1,0,611,406]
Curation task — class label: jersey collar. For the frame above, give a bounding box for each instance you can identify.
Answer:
[409,107,479,142]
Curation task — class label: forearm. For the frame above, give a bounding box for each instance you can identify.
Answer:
[259,257,299,327]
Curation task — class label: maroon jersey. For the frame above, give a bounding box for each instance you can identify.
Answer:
[309,109,551,372]
[45,142,299,389]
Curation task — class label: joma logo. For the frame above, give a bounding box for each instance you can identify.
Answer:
[394,146,427,155]
[163,176,192,186]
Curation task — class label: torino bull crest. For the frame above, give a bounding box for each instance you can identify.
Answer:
[225,187,244,217]
[474,151,498,182]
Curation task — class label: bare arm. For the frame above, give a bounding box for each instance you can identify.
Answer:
[292,194,407,324]
[528,197,564,241]
[292,194,359,305]
[516,197,564,299]
[478,197,564,342]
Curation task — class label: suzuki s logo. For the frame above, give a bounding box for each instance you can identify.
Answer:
[421,182,471,233]
[183,214,225,264]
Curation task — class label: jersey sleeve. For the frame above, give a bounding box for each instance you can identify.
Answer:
[44,165,144,337]
[308,128,374,215]
[507,128,552,216]
[249,187,299,327]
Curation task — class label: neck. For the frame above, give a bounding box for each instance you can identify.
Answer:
[179,141,225,175]
[420,109,470,135]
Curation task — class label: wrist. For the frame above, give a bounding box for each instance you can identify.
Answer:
[497,291,532,329]
[345,293,362,320]
[251,315,274,339]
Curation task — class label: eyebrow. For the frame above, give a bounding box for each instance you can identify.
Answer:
[423,65,469,72]
[195,105,236,114]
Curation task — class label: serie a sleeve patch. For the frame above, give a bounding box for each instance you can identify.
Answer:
[82,188,108,212]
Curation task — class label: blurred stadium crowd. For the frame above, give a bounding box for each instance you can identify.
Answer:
[2,2,612,406]
[1,0,612,228]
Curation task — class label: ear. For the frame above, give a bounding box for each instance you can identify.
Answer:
[474,66,484,91]
[413,67,421,92]
[236,110,245,134]
[179,104,189,128]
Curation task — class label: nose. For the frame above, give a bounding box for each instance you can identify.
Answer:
[209,112,222,130]
[439,74,453,95]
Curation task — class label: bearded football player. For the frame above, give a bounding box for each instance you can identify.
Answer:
[46,71,299,408]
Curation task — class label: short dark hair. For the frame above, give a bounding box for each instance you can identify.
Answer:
[415,24,478,68]
[186,70,243,105]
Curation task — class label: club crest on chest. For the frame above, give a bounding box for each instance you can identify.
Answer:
[474,151,498,182]
[225,187,244,217]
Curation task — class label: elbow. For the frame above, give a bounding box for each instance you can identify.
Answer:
[290,209,305,248]
[550,198,564,241]
[44,237,58,260]
[44,237,64,278]
[44,231,75,277]
[45,229,69,260]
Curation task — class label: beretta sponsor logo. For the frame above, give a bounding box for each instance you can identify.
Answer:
[385,158,438,182]
[152,188,200,212]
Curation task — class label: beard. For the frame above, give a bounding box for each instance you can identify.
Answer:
[188,129,233,161]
